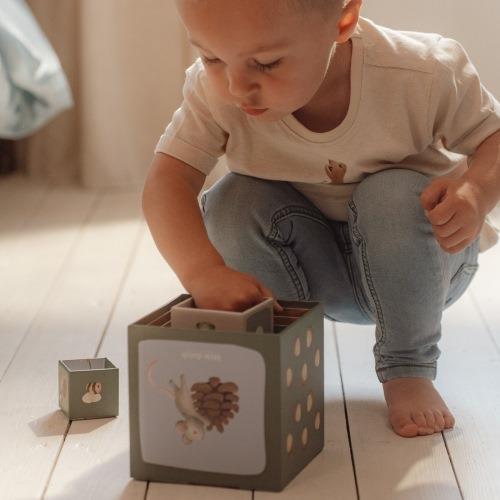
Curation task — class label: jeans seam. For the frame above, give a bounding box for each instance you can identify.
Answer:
[268,241,308,300]
[345,255,374,323]
[377,363,437,371]
[340,223,373,322]
[348,200,388,359]
[267,205,326,301]
[268,206,331,236]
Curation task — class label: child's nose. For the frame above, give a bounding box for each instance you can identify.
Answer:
[226,69,258,100]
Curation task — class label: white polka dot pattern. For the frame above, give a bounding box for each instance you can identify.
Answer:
[301,427,308,446]
[301,363,308,382]
[315,412,321,430]
[306,328,313,347]
[307,393,313,412]
[314,348,321,367]
[294,338,301,357]
[295,403,302,422]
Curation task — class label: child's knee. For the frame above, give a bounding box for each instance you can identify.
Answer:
[351,168,430,223]
[202,172,271,220]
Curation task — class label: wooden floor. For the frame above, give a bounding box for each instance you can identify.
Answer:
[1,174,500,500]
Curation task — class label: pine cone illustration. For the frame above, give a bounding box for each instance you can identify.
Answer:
[191,377,239,433]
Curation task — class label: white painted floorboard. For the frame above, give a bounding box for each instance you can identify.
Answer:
[1,176,499,499]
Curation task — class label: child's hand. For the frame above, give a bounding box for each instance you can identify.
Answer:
[187,264,284,313]
[420,176,487,254]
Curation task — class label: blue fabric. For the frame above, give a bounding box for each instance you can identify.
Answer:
[0,0,73,139]
[200,169,481,383]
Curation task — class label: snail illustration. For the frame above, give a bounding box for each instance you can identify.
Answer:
[147,361,239,445]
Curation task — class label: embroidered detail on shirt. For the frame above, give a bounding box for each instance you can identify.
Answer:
[323,159,347,184]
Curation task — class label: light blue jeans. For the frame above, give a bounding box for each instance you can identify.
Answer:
[200,169,481,383]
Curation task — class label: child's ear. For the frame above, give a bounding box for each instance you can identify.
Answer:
[337,0,362,42]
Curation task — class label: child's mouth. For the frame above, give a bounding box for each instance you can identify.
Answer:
[240,106,268,116]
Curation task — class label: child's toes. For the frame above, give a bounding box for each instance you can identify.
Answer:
[433,410,445,431]
[390,410,418,437]
[423,409,436,429]
[411,411,428,429]
[443,412,455,429]
[412,411,434,434]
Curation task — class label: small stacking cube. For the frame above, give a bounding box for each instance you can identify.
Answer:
[128,294,325,492]
[58,358,119,420]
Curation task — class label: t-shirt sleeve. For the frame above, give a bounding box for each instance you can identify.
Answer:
[428,37,500,156]
[154,61,228,175]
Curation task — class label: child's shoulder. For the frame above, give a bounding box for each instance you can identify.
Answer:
[181,57,222,107]
[358,16,449,75]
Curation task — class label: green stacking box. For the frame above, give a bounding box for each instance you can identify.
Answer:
[58,358,119,420]
[128,294,325,492]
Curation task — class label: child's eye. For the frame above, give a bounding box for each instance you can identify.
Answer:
[255,59,283,72]
[201,55,282,73]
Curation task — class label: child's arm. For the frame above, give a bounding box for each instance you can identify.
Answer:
[420,129,500,254]
[142,152,224,287]
[142,152,283,312]
[463,129,500,214]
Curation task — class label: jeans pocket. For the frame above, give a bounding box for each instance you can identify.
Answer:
[445,262,479,308]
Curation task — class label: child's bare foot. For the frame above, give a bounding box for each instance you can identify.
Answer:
[382,377,455,438]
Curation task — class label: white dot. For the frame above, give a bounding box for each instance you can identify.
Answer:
[286,368,293,387]
[306,328,313,347]
[294,338,301,357]
[286,433,293,453]
[295,403,302,422]
[301,427,308,446]
[301,363,308,382]
[315,412,321,430]
[314,348,321,367]
[307,393,313,412]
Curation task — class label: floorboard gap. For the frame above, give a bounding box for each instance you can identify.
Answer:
[333,322,361,500]
[40,420,72,500]
[442,433,465,500]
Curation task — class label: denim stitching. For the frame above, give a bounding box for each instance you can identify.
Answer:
[348,200,388,361]
[269,241,308,300]
[269,205,332,234]
[345,255,374,323]
[340,223,352,254]
[267,205,328,301]
[378,363,437,370]
[340,223,374,322]
[377,364,437,380]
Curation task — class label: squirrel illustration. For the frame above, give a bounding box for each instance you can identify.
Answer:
[324,159,347,184]
[147,361,211,445]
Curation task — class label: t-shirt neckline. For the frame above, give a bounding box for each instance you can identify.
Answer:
[280,26,364,144]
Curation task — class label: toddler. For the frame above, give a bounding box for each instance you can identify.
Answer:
[142,0,500,438]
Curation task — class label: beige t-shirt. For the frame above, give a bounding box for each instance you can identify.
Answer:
[155,16,500,253]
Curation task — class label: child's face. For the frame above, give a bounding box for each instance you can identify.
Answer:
[176,0,345,122]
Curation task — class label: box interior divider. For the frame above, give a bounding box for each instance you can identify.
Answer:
[135,298,317,334]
